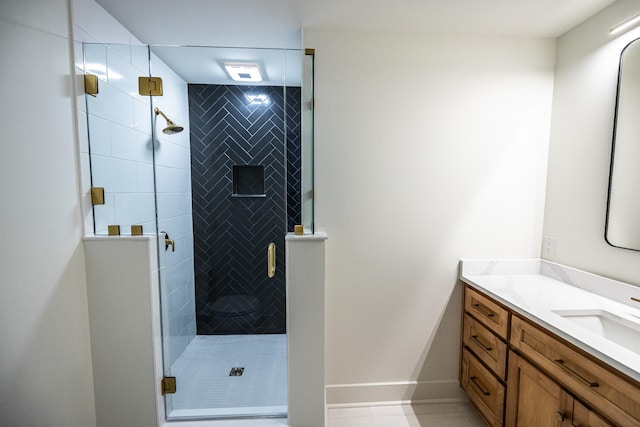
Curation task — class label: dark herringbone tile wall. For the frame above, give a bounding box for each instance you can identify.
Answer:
[286,87,302,231]
[188,84,301,335]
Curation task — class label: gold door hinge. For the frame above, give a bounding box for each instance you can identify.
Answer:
[161,377,176,395]
[91,187,105,205]
[138,77,163,96]
[84,74,98,96]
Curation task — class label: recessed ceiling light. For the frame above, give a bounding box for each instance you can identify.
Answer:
[246,94,269,105]
[224,62,262,82]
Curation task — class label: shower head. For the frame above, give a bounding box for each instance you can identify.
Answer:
[154,107,184,135]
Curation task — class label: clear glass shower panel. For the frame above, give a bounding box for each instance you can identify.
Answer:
[82,43,157,235]
[301,50,315,233]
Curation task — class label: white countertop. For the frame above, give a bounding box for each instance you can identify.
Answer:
[459,259,640,383]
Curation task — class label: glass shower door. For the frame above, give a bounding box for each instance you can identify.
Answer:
[150,45,306,420]
[145,47,197,419]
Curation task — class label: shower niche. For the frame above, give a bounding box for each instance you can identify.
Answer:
[232,165,265,197]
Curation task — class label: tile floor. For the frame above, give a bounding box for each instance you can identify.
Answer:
[166,402,485,427]
[165,334,486,426]
[328,401,486,427]
[168,334,287,419]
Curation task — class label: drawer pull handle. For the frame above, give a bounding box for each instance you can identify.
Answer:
[471,335,493,351]
[555,411,566,422]
[472,303,495,318]
[554,359,599,388]
[469,376,491,396]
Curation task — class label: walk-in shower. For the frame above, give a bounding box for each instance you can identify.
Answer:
[82,42,314,421]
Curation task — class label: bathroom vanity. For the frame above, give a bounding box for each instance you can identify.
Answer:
[459,259,640,427]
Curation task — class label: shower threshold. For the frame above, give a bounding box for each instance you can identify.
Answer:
[168,406,287,421]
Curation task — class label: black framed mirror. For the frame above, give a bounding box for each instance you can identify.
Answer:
[606,37,640,251]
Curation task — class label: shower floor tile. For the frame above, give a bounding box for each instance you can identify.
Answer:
[168,334,287,419]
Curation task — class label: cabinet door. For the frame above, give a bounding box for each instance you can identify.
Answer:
[506,351,569,427]
[510,315,640,426]
[461,348,505,426]
[573,400,614,427]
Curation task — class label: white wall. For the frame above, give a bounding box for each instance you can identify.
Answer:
[543,0,640,286]
[84,236,161,427]
[0,0,97,425]
[304,29,556,402]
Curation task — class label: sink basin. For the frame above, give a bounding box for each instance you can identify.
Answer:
[552,309,640,355]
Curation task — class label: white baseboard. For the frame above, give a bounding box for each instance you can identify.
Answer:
[325,379,466,408]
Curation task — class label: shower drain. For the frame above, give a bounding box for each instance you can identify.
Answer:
[229,367,245,376]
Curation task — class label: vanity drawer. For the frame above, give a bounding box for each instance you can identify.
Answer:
[464,286,510,340]
[510,315,640,427]
[463,313,508,380]
[461,347,505,427]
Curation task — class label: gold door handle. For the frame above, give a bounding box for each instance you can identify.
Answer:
[267,243,276,278]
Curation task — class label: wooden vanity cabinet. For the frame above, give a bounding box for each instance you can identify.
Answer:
[461,347,506,426]
[464,286,510,339]
[573,400,615,427]
[463,313,508,380]
[506,351,613,427]
[460,283,637,427]
[461,286,510,426]
[511,315,640,426]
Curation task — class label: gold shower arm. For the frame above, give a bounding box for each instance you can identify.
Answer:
[154,107,175,125]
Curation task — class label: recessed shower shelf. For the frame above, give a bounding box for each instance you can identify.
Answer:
[232,165,265,197]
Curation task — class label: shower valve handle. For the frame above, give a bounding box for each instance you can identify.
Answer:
[160,231,175,252]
